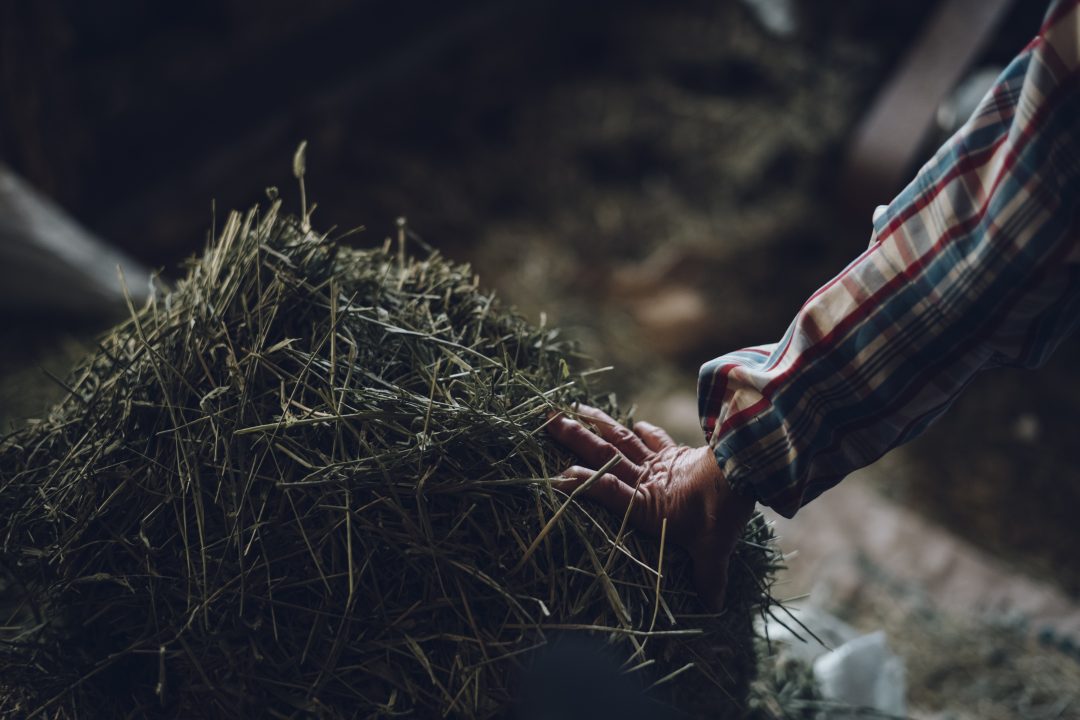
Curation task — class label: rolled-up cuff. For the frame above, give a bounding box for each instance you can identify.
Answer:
[709,442,803,519]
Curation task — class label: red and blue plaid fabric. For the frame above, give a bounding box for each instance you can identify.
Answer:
[698,0,1080,517]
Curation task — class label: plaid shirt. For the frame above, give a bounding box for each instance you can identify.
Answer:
[698,0,1080,518]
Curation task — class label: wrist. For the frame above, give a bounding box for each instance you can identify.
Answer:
[695,445,755,525]
[706,444,757,507]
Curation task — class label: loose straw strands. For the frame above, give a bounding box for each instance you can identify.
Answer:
[0,201,780,719]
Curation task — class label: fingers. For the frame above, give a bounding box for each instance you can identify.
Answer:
[571,405,652,465]
[556,465,647,527]
[632,420,676,453]
[547,413,644,485]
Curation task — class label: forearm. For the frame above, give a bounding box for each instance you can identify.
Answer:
[699,0,1080,517]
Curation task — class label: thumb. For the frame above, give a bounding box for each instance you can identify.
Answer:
[689,541,732,612]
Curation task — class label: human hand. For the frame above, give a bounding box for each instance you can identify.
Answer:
[547,404,755,611]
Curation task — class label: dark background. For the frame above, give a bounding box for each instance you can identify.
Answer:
[2,0,995,265]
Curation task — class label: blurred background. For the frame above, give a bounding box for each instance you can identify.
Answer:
[3,0,1080,716]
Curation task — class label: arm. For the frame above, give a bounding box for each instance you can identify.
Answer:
[701,0,1080,517]
[550,0,1080,608]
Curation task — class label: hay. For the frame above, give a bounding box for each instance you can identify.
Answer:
[0,198,779,718]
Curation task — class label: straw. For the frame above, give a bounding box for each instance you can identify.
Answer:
[0,194,780,719]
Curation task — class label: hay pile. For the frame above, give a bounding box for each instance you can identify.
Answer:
[0,200,779,718]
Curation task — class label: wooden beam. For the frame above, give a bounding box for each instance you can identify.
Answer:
[838,0,1016,224]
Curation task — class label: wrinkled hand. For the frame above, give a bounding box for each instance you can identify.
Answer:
[547,404,755,611]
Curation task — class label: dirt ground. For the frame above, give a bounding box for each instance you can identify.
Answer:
[4,0,1080,716]
[766,477,1080,719]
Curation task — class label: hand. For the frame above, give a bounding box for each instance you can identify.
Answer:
[547,404,755,611]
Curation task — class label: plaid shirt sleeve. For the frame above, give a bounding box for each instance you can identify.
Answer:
[698,0,1080,518]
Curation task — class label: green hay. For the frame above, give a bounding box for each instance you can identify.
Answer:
[0,199,779,718]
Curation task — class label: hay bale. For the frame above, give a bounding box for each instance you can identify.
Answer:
[0,201,778,718]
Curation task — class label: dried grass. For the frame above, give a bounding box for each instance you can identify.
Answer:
[0,196,779,718]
